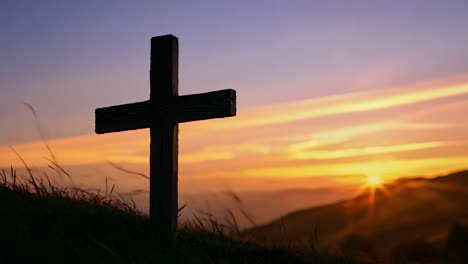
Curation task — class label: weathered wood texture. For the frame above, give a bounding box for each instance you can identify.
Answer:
[150,35,178,100]
[149,35,179,242]
[94,34,237,243]
[95,89,236,134]
[170,89,236,123]
[150,120,178,241]
[95,101,151,134]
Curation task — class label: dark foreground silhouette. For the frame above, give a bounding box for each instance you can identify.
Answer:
[0,169,350,264]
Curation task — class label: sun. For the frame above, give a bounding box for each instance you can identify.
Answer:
[366,175,382,188]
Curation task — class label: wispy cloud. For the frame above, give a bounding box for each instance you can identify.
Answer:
[200,81,468,130]
[2,79,468,190]
[289,141,453,160]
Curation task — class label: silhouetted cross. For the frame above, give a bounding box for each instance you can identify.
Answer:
[95,35,236,241]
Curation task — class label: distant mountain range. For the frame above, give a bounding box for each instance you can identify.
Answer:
[178,187,354,229]
[246,170,468,254]
[125,185,355,229]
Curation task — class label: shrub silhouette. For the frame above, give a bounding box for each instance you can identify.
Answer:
[390,238,440,264]
[445,223,468,263]
[339,233,377,264]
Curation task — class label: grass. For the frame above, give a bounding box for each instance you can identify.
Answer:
[0,165,354,264]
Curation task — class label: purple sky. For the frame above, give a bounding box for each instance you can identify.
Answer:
[1,0,468,145]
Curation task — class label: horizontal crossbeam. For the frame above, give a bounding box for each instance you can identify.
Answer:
[170,89,236,123]
[95,89,236,134]
[95,101,151,134]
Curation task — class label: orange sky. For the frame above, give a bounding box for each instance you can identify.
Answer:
[2,77,468,195]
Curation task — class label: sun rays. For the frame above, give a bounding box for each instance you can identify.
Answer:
[361,174,388,222]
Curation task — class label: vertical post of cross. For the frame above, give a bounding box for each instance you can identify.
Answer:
[149,35,179,241]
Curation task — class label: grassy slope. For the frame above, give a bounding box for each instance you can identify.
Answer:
[247,171,468,253]
[0,184,352,264]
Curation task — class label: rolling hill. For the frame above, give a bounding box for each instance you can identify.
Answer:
[0,177,349,264]
[246,170,468,255]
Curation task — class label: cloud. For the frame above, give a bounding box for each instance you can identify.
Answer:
[200,81,468,131]
[240,156,468,180]
[289,141,452,160]
[1,78,468,190]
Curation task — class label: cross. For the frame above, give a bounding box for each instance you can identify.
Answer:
[95,35,236,241]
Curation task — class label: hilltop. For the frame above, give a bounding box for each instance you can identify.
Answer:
[247,170,468,262]
[0,170,351,264]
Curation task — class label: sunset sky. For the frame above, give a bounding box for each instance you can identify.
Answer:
[1,1,468,205]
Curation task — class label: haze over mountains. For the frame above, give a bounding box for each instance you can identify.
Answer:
[129,187,355,229]
[247,170,468,254]
[179,187,355,228]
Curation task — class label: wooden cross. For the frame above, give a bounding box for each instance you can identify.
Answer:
[95,35,236,241]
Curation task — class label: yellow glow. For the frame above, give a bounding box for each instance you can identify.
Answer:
[239,156,468,180]
[290,141,449,160]
[287,122,456,153]
[366,175,382,188]
[1,78,468,193]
